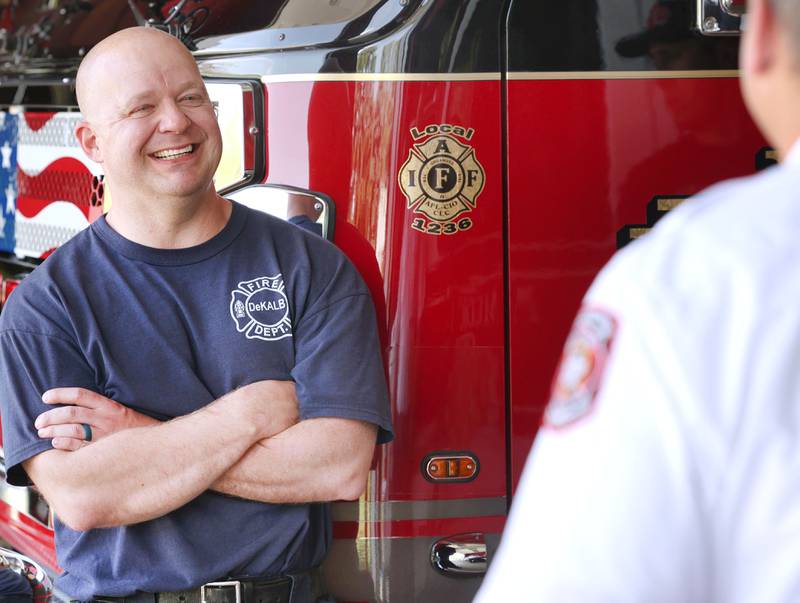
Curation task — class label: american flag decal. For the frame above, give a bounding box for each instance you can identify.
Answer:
[0,112,18,253]
[5,111,103,260]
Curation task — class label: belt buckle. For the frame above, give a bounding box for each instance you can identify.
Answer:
[200,580,242,603]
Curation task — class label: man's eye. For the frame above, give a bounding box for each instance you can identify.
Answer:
[180,95,205,106]
[130,105,154,117]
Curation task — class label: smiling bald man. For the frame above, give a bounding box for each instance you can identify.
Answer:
[0,27,392,603]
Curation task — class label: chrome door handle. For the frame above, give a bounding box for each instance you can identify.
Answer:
[430,532,487,576]
[697,0,745,34]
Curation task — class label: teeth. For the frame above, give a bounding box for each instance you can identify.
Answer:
[153,144,193,159]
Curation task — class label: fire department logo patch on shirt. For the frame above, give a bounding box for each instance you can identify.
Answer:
[229,274,292,341]
[398,123,485,236]
[544,306,617,429]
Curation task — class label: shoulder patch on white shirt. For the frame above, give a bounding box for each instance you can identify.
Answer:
[544,306,617,429]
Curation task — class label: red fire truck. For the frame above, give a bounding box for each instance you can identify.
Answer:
[0,0,765,600]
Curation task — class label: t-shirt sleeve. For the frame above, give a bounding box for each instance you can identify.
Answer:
[0,329,97,486]
[291,290,393,444]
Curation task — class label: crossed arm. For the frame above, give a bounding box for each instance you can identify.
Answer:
[24,382,377,531]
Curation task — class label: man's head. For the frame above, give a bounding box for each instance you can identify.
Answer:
[767,0,800,60]
[75,27,222,206]
[740,0,800,157]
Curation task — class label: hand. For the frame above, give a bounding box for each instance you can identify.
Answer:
[232,380,300,440]
[35,388,161,451]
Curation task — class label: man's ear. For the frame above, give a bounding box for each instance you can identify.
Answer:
[741,0,778,75]
[75,121,103,163]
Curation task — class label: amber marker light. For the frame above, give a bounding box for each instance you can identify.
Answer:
[422,452,480,483]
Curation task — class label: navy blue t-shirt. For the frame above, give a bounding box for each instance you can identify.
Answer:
[0,569,32,598]
[0,201,393,599]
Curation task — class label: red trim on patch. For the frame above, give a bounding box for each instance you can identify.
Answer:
[542,304,619,430]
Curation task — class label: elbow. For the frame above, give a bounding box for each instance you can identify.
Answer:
[49,491,105,532]
[60,513,97,533]
[333,461,370,501]
[54,507,98,533]
[333,432,377,501]
[333,478,367,500]
[335,476,367,501]
[25,454,118,531]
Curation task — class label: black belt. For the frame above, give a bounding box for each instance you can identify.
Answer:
[92,576,293,603]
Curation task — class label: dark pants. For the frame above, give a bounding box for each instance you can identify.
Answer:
[81,569,334,603]
[287,569,333,603]
[0,568,32,602]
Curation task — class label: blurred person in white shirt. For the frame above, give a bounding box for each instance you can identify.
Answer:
[475,1,800,601]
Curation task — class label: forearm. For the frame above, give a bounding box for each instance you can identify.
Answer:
[211,418,377,503]
[26,392,265,530]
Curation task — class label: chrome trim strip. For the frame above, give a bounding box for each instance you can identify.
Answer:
[331,497,507,522]
[192,0,421,57]
[251,70,740,84]
[508,70,740,80]
[260,72,502,83]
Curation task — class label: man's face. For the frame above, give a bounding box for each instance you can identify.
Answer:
[82,38,222,202]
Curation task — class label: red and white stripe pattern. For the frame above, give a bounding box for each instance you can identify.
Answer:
[14,111,103,259]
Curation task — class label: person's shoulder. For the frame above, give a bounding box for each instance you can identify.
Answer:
[671,167,795,271]
[681,165,798,254]
[590,167,798,313]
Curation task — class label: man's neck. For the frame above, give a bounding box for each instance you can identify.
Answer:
[759,69,800,162]
[104,188,232,250]
[782,136,800,167]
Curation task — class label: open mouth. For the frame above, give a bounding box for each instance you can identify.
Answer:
[151,144,194,160]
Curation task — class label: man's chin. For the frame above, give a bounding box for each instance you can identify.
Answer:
[149,177,216,201]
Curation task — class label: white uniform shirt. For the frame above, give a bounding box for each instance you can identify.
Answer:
[475,143,800,603]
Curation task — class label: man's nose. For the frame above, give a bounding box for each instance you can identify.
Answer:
[157,100,192,133]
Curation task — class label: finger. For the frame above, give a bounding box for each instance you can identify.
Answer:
[34,405,92,429]
[42,388,105,409]
[37,423,88,440]
[50,437,85,451]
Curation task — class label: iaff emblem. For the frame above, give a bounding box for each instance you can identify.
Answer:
[229,275,292,342]
[398,124,485,235]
